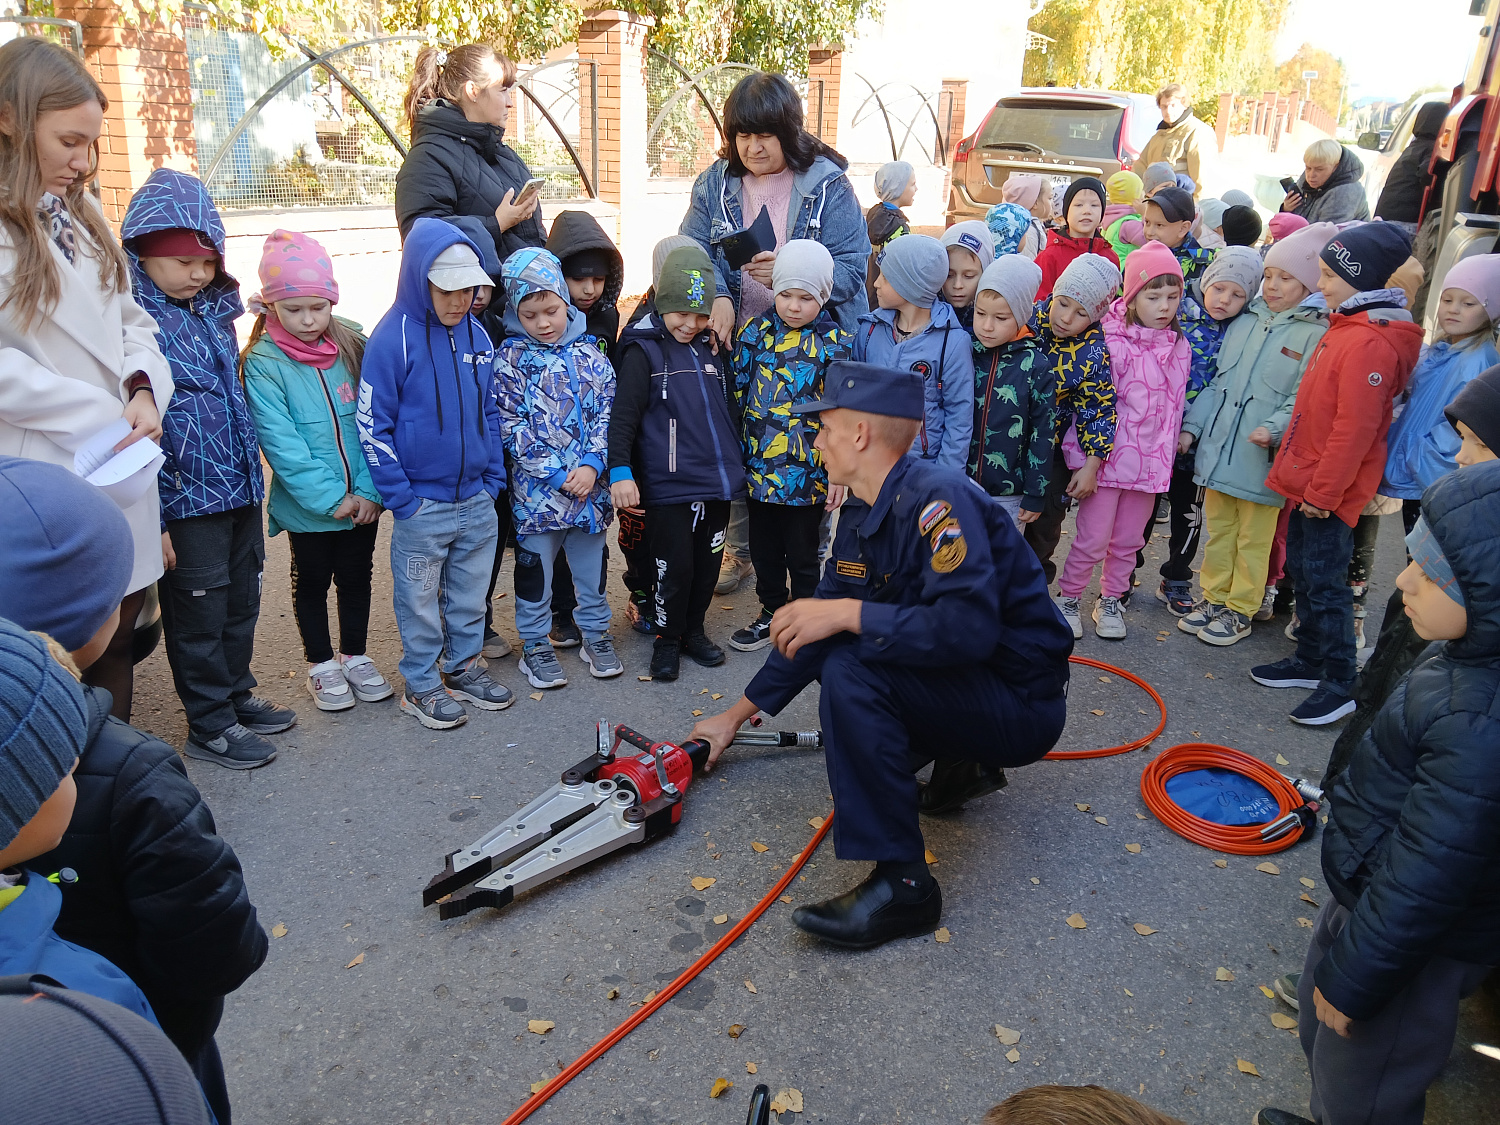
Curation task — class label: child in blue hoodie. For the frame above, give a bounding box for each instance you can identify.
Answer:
[494,248,622,691]
[853,234,974,470]
[122,168,295,772]
[358,218,513,730]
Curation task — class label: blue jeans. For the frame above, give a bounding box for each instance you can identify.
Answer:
[389,492,498,693]
[1286,510,1356,689]
[513,528,611,641]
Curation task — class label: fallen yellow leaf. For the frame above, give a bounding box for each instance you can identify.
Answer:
[1275,753,1291,766]
[1256,861,1281,875]
[1075,803,1091,812]
[934,927,951,943]
[527,1020,555,1035]
[1030,877,1040,884]
[808,816,825,829]
[529,692,544,701]
[925,848,938,864]
[691,709,704,717]
[994,1025,1021,1045]
[1236,1058,1261,1077]
[770,1089,803,1114]
[1005,1047,1021,1064]
[642,990,658,1003]
[1204,672,1215,679]
[727,1024,745,1038]
[1124,988,1134,997]
[1270,1012,1298,1029]
[606,988,619,1000]
[699,689,709,694]
[779,895,792,904]
[1297,917,1314,928]
[1136,812,1148,820]
[709,1078,733,1098]
[711,693,723,700]
[691,876,716,891]
[271,923,288,938]
[531,1081,548,1094]
[713,913,729,925]
[345,952,364,969]
[1299,877,1316,888]
[1095,815,1108,825]
[1125,843,1142,854]
[1300,893,1319,906]
[637,675,652,681]
[745,980,757,994]
[1098,675,1112,683]
[746,1062,758,1074]
[1132,923,1158,936]
[1214,859,1229,868]
[1215,967,1236,981]
[1090,709,1105,716]
[751,841,768,852]
[1065,913,1087,929]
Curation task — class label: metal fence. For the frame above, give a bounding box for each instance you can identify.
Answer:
[646,52,757,179]
[0,14,83,55]
[851,75,948,165]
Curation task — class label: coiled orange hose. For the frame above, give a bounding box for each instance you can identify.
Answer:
[1045,655,1168,759]
[1139,741,1308,855]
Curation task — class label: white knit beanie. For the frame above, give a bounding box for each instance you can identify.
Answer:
[772,239,835,306]
[1053,253,1120,321]
[940,221,995,270]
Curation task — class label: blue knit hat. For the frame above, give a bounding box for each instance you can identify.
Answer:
[0,456,132,652]
[1320,222,1413,292]
[0,617,88,849]
[877,233,949,309]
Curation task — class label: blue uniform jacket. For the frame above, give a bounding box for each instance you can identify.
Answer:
[746,456,1073,713]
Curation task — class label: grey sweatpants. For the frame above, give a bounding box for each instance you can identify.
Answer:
[1298,900,1490,1125]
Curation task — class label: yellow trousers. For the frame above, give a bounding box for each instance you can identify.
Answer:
[1200,489,1282,617]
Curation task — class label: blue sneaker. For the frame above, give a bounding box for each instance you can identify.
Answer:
[1290,684,1356,726]
[1249,657,1321,690]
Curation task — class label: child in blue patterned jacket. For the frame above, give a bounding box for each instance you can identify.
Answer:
[728,240,851,652]
[494,248,622,690]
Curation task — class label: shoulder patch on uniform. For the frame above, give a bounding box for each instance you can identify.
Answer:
[834,559,867,579]
[917,500,951,536]
[1367,371,1382,386]
[930,520,967,573]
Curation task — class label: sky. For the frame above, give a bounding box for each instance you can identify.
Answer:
[1274,0,1484,102]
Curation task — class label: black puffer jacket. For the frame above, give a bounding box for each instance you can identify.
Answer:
[395,99,546,264]
[1374,102,1448,223]
[1317,459,1500,1020]
[546,209,624,357]
[31,686,268,1055]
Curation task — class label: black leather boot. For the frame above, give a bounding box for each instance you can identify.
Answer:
[791,869,942,950]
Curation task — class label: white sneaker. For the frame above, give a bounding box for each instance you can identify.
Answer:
[1253,585,1278,622]
[1092,596,1127,640]
[339,654,394,702]
[1056,595,1083,639]
[307,660,355,711]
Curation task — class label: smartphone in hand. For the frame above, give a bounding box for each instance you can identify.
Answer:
[514,177,546,208]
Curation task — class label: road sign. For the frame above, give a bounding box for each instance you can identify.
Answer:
[1302,70,1319,79]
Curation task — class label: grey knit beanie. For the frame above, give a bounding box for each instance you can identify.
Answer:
[977,255,1043,321]
[652,235,702,289]
[772,239,835,305]
[878,233,949,309]
[1200,246,1264,302]
[0,616,87,849]
[1053,253,1121,321]
[1142,162,1176,196]
[874,161,914,203]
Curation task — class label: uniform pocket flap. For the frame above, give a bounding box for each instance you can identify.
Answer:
[166,561,230,592]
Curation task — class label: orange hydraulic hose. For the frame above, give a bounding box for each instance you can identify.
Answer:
[1140,741,1308,855]
[500,810,836,1125]
[1045,655,1168,759]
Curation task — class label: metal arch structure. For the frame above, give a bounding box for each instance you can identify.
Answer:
[645,52,759,149]
[0,15,84,56]
[850,74,948,165]
[201,33,596,199]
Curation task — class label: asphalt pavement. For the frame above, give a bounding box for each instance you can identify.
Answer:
[127,507,1500,1124]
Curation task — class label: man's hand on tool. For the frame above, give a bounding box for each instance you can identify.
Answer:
[690,696,760,772]
[768,598,861,659]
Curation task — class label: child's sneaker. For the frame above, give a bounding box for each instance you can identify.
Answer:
[729,610,774,652]
[1253,585,1278,622]
[1290,684,1357,726]
[1177,600,1220,634]
[184,723,278,770]
[443,658,516,709]
[683,630,726,667]
[1198,609,1252,646]
[1056,595,1083,639]
[550,619,582,649]
[1249,656,1321,689]
[340,654,393,702]
[1092,596,1126,639]
[518,640,568,689]
[1156,579,1194,617]
[1284,613,1301,641]
[1273,972,1301,1012]
[580,634,623,679]
[307,659,355,712]
[483,628,513,659]
[650,637,681,681]
[626,598,655,635]
[234,694,297,734]
[401,686,468,730]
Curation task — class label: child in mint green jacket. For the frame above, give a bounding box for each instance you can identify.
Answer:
[240,231,394,713]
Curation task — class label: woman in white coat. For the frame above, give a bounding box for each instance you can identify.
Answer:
[0,38,173,719]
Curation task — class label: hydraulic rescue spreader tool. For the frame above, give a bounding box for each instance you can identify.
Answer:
[422,721,823,919]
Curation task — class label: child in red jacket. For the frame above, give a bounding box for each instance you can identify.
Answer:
[1255,224,1423,725]
[1035,177,1121,302]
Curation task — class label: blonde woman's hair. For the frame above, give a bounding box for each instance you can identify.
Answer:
[0,37,130,331]
[402,43,517,138]
[1304,138,1344,167]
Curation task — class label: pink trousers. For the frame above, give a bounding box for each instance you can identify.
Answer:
[1267,498,1293,585]
[1058,486,1157,599]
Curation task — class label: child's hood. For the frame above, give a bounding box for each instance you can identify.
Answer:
[1102,298,1189,359]
[120,167,241,320]
[1423,458,1500,662]
[545,210,624,311]
[395,217,485,321]
[500,246,587,347]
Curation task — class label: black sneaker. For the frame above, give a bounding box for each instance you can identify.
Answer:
[184,723,277,770]
[729,610,773,652]
[1273,971,1301,1012]
[682,630,726,667]
[1253,1111,1314,1125]
[1156,579,1194,616]
[1291,684,1356,726]
[650,638,681,681]
[234,695,297,734]
[549,619,582,648]
[1250,656,1322,689]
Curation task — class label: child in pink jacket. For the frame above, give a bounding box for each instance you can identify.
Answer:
[1057,240,1191,640]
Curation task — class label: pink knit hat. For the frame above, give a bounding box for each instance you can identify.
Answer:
[1264,221,1338,291]
[1001,173,1044,209]
[258,229,339,305]
[1440,254,1500,320]
[1267,211,1309,243]
[1121,240,1183,306]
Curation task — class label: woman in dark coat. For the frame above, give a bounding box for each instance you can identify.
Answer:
[1374,101,1448,225]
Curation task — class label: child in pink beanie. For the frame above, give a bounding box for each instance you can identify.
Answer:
[1056,241,1191,641]
[1266,210,1311,251]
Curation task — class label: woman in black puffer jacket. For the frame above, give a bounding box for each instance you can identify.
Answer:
[395,44,544,265]
[1293,458,1500,1125]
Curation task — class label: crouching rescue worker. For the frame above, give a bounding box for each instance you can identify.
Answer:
[689,360,1073,949]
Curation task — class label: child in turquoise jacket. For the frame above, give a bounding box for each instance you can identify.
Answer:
[240,231,394,713]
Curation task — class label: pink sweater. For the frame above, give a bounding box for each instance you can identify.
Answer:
[1064,299,1191,493]
[737,168,794,326]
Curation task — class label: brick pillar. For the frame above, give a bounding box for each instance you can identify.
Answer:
[1284,91,1301,136]
[55,0,196,225]
[1215,92,1232,152]
[939,78,968,165]
[577,9,652,209]
[806,46,842,145]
